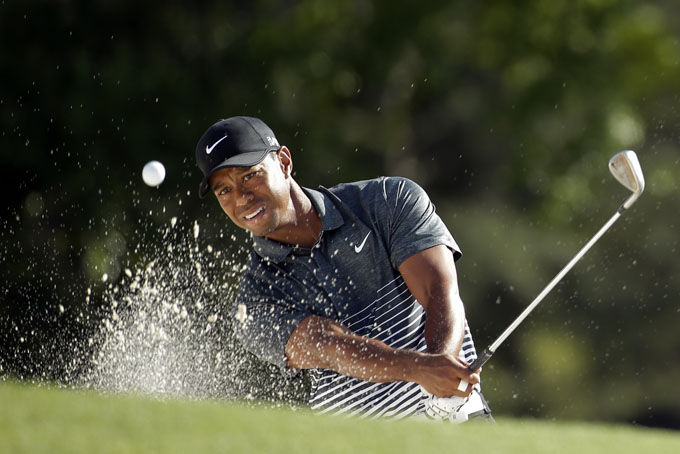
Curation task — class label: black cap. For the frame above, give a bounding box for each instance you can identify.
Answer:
[195,116,280,198]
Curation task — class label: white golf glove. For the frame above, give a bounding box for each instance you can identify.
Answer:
[420,386,469,423]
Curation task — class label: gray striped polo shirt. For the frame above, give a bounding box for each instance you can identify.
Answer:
[234,176,479,419]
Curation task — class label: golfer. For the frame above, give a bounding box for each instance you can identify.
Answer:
[195,116,492,421]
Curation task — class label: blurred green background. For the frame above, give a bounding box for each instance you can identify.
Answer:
[1,0,678,429]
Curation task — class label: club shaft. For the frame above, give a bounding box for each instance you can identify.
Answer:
[488,209,623,352]
[468,201,631,373]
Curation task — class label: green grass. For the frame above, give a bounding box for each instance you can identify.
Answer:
[1,381,678,454]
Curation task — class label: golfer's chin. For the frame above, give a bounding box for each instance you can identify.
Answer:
[240,212,278,238]
[245,226,274,238]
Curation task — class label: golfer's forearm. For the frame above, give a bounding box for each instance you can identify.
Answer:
[294,328,470,393]
[420,287,466,356]
[286,315,479,395]
[286,315,421,383]
[398,245,467,357]
[321,333,424,383]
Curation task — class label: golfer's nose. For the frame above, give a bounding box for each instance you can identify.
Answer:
[234,185,253,206]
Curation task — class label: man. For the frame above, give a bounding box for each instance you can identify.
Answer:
[195,116,492,421]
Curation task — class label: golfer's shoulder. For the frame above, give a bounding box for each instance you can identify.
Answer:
[327,176,424,203]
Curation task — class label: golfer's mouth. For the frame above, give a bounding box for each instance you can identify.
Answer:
[243,206,264,221]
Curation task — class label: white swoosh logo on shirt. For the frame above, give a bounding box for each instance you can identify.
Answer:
[206,135,228,154]
[354,232,371,253]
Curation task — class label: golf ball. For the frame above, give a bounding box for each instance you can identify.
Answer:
[142,160,166,186]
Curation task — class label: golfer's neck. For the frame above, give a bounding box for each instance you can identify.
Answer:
[267,184,322,248]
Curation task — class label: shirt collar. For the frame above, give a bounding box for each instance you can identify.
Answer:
[252,186,344,263]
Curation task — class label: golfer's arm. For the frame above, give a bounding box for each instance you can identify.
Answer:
[398,245,466,356]
[285,315,421,383]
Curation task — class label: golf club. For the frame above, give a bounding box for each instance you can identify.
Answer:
[457,150,645,392]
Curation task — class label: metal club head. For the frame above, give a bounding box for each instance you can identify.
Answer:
[608,150,645,209]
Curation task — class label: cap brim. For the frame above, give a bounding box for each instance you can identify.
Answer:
[198,148,276,198]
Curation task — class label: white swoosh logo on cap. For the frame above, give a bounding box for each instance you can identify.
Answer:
[354,231,371,253]
[206,135,228,155]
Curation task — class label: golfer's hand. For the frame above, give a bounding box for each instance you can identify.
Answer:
[417,354,480,398]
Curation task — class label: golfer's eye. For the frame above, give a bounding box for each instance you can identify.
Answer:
[243,171,259,182]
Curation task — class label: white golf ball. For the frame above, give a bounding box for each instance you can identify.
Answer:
[142,160,166,187]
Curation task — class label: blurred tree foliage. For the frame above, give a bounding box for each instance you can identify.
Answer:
[1,0,679,428]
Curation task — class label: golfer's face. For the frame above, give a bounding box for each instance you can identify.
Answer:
[208,152,290,237]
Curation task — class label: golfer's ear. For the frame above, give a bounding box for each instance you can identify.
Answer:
[277,146,293,177]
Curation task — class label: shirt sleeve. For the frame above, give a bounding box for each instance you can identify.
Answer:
[380,176,461,269]
[232,255,312,369]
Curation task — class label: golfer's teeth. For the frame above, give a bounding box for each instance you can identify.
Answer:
[245,207,263,220]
